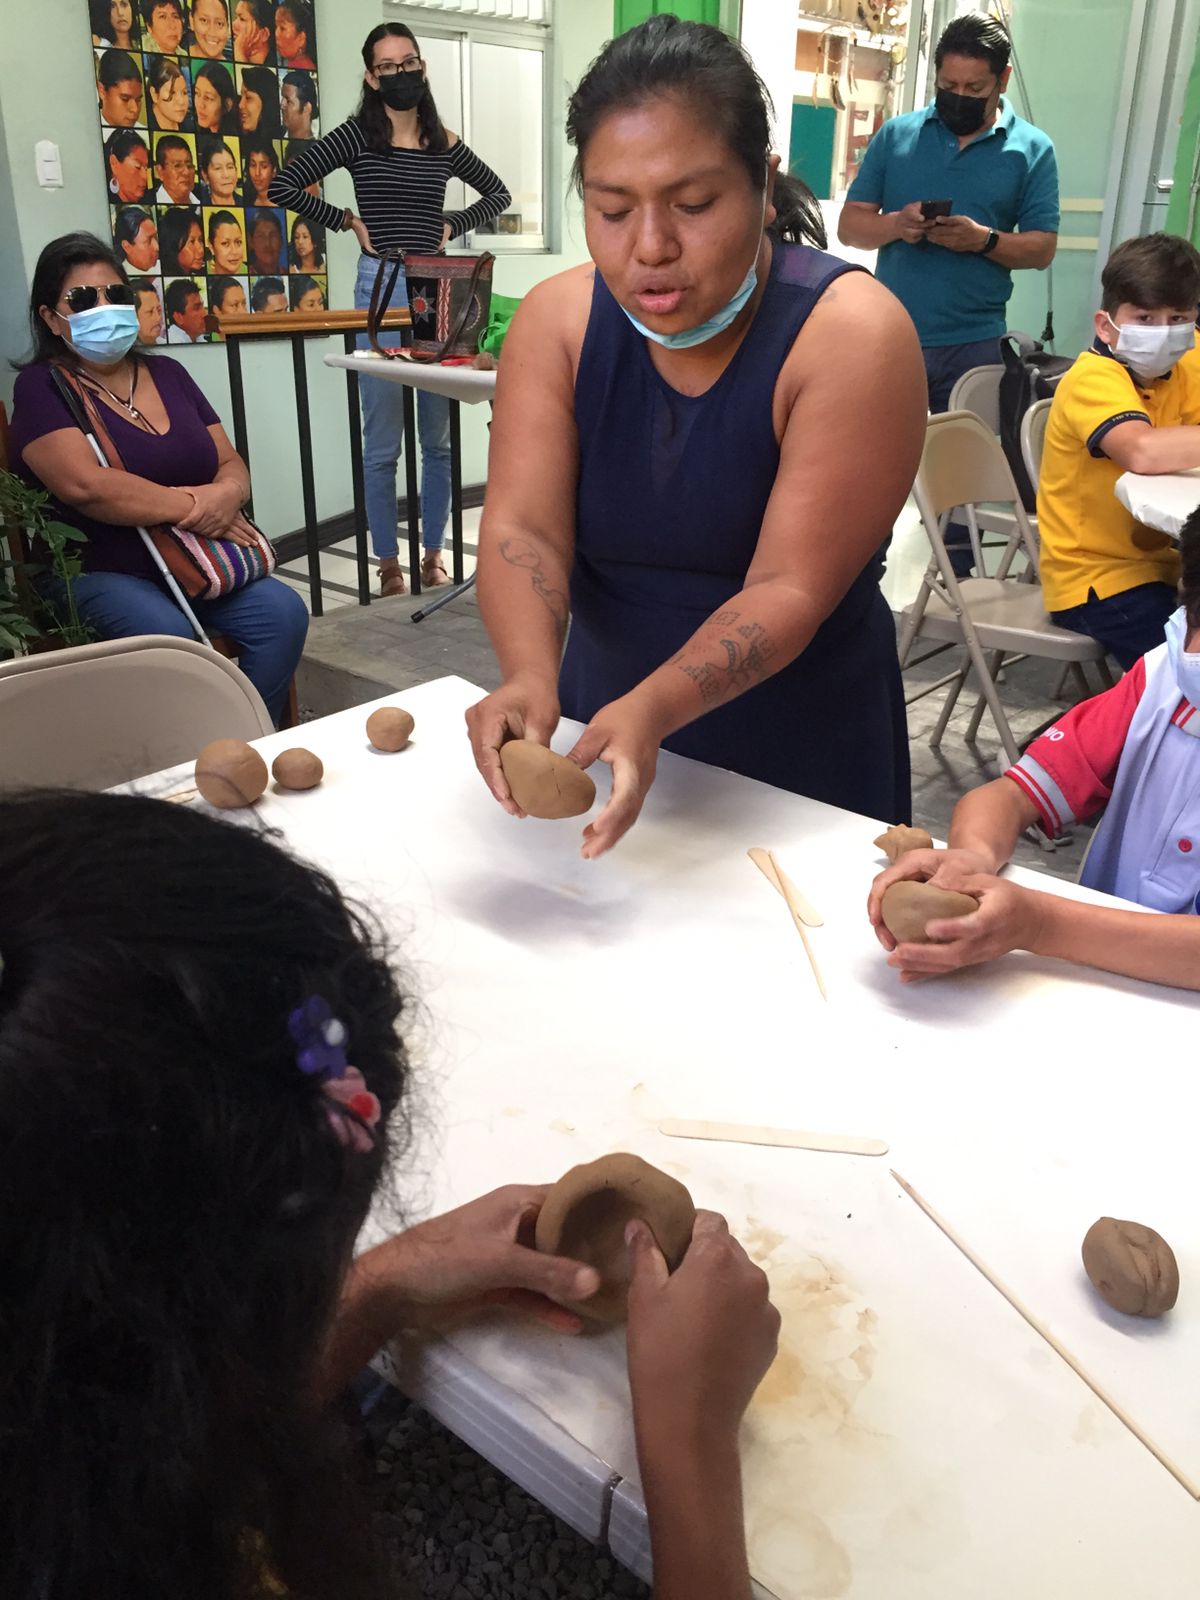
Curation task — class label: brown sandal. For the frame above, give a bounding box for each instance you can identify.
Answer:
[378,560,408,598]
[421,552,450,588]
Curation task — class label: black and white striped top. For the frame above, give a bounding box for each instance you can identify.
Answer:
[268,119,510,253]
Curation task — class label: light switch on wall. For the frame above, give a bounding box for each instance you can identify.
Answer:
[35,140,63,188]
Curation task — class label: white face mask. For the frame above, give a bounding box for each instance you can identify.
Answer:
[1166,608,1200,700]
[1103,313,1196,380]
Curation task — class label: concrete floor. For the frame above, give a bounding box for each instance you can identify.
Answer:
[295,504,1093,883]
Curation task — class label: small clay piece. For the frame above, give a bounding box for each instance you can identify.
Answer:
[874,823,935,863]
[472,350,497,370]
[1082,1217,1179,1317]
[366,706,415,752]
[194,738,269,809]
[271,748,323,791]
[535,1153,696,1324]
[499,740,596,819]
[880,880,977,944]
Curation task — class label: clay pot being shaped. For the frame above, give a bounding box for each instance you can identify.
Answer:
[880,880,977,944]
[499,740,596,819]
[535,1152,695,1323]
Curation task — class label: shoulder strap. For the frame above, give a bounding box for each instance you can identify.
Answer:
[49,364,127,473]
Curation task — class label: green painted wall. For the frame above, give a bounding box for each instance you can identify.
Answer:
[613,0,739,35]
[1167,30,1200,241]
[0,0,614,532]
[1004,0,1136,356]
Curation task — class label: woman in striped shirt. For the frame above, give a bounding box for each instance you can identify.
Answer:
[270,22,510,594]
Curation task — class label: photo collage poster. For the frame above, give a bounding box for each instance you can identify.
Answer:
[93,0,327,344]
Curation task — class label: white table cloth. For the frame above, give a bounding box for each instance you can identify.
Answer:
[324,352,498,404]
[1114,467,1200,538]
[127,676,1200,1598]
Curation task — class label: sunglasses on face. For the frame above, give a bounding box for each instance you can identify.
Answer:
[61,283,136,313]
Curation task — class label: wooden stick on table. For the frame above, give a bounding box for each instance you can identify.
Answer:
[747,848,828,1000]
[661,1118,887,1157]
[892,1169,1200,1500]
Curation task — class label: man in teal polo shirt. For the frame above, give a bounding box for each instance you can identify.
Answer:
[839,14,1058,568]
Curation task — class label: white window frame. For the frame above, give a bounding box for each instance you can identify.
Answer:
[382,2,556,254]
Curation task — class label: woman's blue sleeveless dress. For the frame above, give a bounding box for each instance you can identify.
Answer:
[561,240,910,823]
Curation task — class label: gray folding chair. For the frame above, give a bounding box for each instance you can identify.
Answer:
[0,633,272,793]
[1021,397,1053,494]
[898,411,1113,770]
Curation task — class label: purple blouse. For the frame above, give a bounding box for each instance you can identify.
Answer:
[9,357,221,580]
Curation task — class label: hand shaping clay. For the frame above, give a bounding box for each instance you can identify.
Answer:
[499,740,596,819]
[874,823,934,863]
[880,880,977,944]
[1082,1216,1179,1317]
[271,748,323,791]
[366,707,415,752]
[194,738,269,809]
[535,1153,696,1323]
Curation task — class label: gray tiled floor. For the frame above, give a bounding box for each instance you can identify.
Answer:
[298,506,1095,885]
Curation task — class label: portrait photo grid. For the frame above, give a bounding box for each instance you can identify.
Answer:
[93,0,327,344]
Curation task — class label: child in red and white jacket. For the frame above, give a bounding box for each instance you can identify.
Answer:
[867,504,1200,991]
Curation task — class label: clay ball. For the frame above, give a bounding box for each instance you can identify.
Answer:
[366,707,415,752]
[194,738,268,809]
[1082,1217,1179,1317]
[874,823,935,863]
[499,740,596,819]
[535,1153,696,1324]
[880,880,978,944]
[472,350,497,370]
[271,748,323,791]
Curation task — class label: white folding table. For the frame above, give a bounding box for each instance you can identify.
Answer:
[324,353,497,605]
[1114,467,1200,538]
[129,675,1200,1598]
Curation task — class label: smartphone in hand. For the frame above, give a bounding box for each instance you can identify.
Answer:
[920,199,953,221]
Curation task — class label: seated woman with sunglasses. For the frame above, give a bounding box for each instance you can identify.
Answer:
[9,232,307,726]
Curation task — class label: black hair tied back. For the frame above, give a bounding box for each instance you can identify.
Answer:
[566,14,825,250]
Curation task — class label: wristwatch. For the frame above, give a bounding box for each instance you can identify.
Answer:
[979,228,1000,255]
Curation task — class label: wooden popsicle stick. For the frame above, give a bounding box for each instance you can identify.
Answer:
[747,846,823,925]
[161,785,198,805]
[891,1169,1200,1501]
[661,1117,888,1157]
[747,848,828,999]
[765,849,827,1000]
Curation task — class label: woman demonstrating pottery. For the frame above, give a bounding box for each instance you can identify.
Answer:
[269,22,510,596]
[468,17,925,860]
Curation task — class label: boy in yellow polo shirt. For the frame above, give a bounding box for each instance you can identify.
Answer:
[1038,232,1200,666]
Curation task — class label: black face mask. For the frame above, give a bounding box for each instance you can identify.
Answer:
[935,87,990,136]
[378,73,425,112]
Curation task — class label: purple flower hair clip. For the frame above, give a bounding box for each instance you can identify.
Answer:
[287,995,381,1155]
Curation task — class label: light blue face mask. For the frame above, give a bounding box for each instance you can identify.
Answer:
[63,303,140,364]
[621,260,758,350]
[1165,607,1200,700]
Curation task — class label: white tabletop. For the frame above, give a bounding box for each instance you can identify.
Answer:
[1114,467,1200,538]
[325,351,498,404]
[130,677,1200,1598]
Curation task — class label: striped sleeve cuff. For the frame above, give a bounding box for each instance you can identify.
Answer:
[1004,760,1074,837]
[1086,411,1150,458]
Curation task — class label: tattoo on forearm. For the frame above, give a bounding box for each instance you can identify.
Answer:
[669,609,779,707]
[499,537,568,629]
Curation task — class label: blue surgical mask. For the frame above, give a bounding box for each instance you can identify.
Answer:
[621,261,758,350]
[1166,607,1200,700]
[63,304,140,363]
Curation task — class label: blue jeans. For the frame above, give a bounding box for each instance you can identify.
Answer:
[353,253,451,561]
[1051,582,1177,671]
[924,337,1004,578]
[39,570,308,727]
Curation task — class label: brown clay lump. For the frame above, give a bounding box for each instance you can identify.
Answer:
[1082,1217,1179,1317]
[194,738,269,809]
[535,1153,696,1324]
[499,740,596,820]
[366,707,415,752]
[880,881,978,944]
[874,824,934,863]
[271,748,324,791]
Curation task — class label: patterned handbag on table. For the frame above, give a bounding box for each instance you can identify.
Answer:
[54,366,276,601]
[367,250,495,362]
